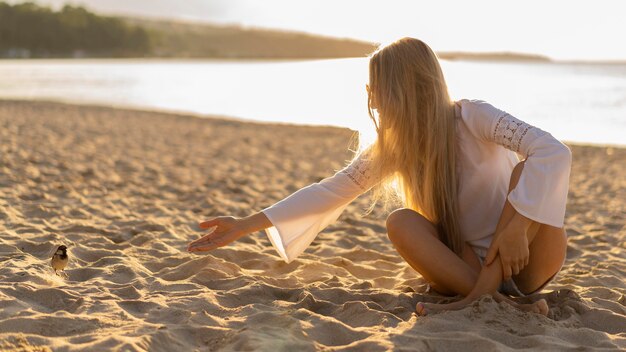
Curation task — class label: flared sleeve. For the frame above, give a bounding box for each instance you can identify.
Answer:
[459,99,572,228]
[261,145,380,263]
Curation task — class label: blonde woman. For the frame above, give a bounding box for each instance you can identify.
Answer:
[187,37,571,316]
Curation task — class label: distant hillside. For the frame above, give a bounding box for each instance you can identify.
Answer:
[124,17,378,59]
[0,2,377,59]
[438,51,551,62]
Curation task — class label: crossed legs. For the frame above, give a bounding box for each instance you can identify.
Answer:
[386,161,567,315]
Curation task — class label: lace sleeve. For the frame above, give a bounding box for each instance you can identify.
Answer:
[260,144,381,263]
[339,147,376,192]
[458,99,572,228]
[492,113,534,154]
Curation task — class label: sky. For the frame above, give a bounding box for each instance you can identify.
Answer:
[15,0,626,61]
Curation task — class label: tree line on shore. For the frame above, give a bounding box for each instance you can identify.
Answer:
[0,2,151,57]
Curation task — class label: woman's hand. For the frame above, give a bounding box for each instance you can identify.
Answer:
[187,216,247,252]
[484,213,533,280]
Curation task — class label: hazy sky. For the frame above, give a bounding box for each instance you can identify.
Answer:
[18,0,626,61]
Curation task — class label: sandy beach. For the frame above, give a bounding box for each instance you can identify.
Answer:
[0,100,624,351]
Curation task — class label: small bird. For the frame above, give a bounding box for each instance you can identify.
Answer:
[51,245,68,276]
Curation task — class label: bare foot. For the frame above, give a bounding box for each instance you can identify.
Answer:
[415,299,469,316]
[518,298,549,316]
[505,298,549,316]
[415,302,428,316]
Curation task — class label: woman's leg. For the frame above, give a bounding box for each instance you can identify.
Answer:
[386,207,548,314]
[416,160,566,315]
[416,253,549,316]
[385,208,481,297]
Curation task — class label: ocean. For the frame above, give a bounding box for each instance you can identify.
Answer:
[0,58,624,146]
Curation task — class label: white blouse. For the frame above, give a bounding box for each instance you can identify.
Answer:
[261,99,572,263]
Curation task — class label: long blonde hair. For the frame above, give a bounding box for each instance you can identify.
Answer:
[351,37,463,256]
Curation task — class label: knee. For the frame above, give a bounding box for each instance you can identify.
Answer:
[546,225,568,253]
[509,160,526,192]
[385,208,435,241]
[386,208,415,233]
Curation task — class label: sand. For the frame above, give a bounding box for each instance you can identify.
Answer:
[0,100,624,351]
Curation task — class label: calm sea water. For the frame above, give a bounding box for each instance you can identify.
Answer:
[0,58,624,146]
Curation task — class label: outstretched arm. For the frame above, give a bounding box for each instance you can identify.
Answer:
[187,144,384,262]
[259,144,382,262]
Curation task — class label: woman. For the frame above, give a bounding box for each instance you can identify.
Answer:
[187,37,572,316]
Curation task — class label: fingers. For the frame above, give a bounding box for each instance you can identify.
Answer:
[502,255,530,279]
[188,224,218,246]
[187,235,222,252]
[501,258,513,281]
[187,240,211,252]
[503,267,513,281]
[187,229,219,249]
[515,256,523,275]
[187,233,212,247]
[187,242,220,252]
[199,218,220,229]
[188,243,218,252]
[188,217,237,253]
[187,238,211,250]
[499,253,532,280]
[512,262,520,276]
[187,219,227,253]
[485,243,498,266]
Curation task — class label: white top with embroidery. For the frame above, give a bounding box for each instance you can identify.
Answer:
[261,99,572,263]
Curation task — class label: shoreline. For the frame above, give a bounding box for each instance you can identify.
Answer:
[1,98,624,149]
[0,98,356,132]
